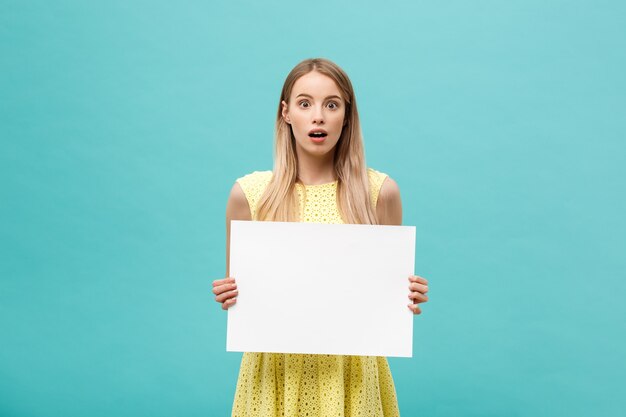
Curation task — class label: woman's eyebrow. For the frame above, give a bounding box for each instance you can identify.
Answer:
[296,93,343,101]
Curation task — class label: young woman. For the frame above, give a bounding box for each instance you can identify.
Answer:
[212,58,429,417]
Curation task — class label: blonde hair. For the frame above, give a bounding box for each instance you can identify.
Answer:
[256,58,378,225]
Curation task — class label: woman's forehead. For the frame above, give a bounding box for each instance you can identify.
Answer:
[291,71,344,100]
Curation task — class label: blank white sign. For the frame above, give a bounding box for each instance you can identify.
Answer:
[227,220,416,357]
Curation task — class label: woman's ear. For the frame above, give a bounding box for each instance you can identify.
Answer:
[281,100,290,124]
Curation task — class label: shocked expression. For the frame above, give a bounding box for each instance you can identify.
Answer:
[282,71,346,159]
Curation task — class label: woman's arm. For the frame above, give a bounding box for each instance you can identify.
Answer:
[376,177,402,226]
[225,182,252,276]
[376,177,429,315]
[212,182,251,310]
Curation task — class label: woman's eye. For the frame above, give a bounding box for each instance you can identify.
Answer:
[299,101,310,108]
[327,102,339,109]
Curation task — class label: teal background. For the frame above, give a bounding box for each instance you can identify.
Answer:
[1,1,625,416]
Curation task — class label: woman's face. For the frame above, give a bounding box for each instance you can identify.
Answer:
[281,71,346,160]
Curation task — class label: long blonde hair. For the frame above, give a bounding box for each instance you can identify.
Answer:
[256,58,378,225]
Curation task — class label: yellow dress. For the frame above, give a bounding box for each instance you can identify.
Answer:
[232,168,400,417]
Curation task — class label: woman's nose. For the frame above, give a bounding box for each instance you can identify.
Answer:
[312,105,324,123]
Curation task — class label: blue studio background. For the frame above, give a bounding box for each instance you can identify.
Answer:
[1,1,625,416]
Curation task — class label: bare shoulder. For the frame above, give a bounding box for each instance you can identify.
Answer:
[377,176,402,225]
[226,182,252,221]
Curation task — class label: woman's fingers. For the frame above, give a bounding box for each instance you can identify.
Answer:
[215,288,239,303]
[222,297,237,310]
[212,277,238,309]
[408,275,427,314]
[212,279,237,296]
[212,282,237,296]
[213,277,235,288]
[407,303,421,314]
[408,291,428,303]
[408,276,428,294]
[409,282,429,294]
[409,275,428,285]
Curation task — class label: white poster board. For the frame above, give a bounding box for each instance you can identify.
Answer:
[227,220,416,357]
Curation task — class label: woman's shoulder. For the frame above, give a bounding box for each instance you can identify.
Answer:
[367,167,393,208]
[236,170,273,183]
[234,170,273,219]
[367,168,401,224]
[367,167,389,184]
[236,170,273,193]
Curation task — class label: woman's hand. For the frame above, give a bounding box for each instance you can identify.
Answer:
[408,275,428,314]
[212,277,238,310]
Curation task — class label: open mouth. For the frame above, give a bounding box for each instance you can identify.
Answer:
[309,132,328,138]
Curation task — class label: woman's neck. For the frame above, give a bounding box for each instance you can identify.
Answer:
[296,151,336,185]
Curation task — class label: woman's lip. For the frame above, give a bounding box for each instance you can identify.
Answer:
[309,136,326,143]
